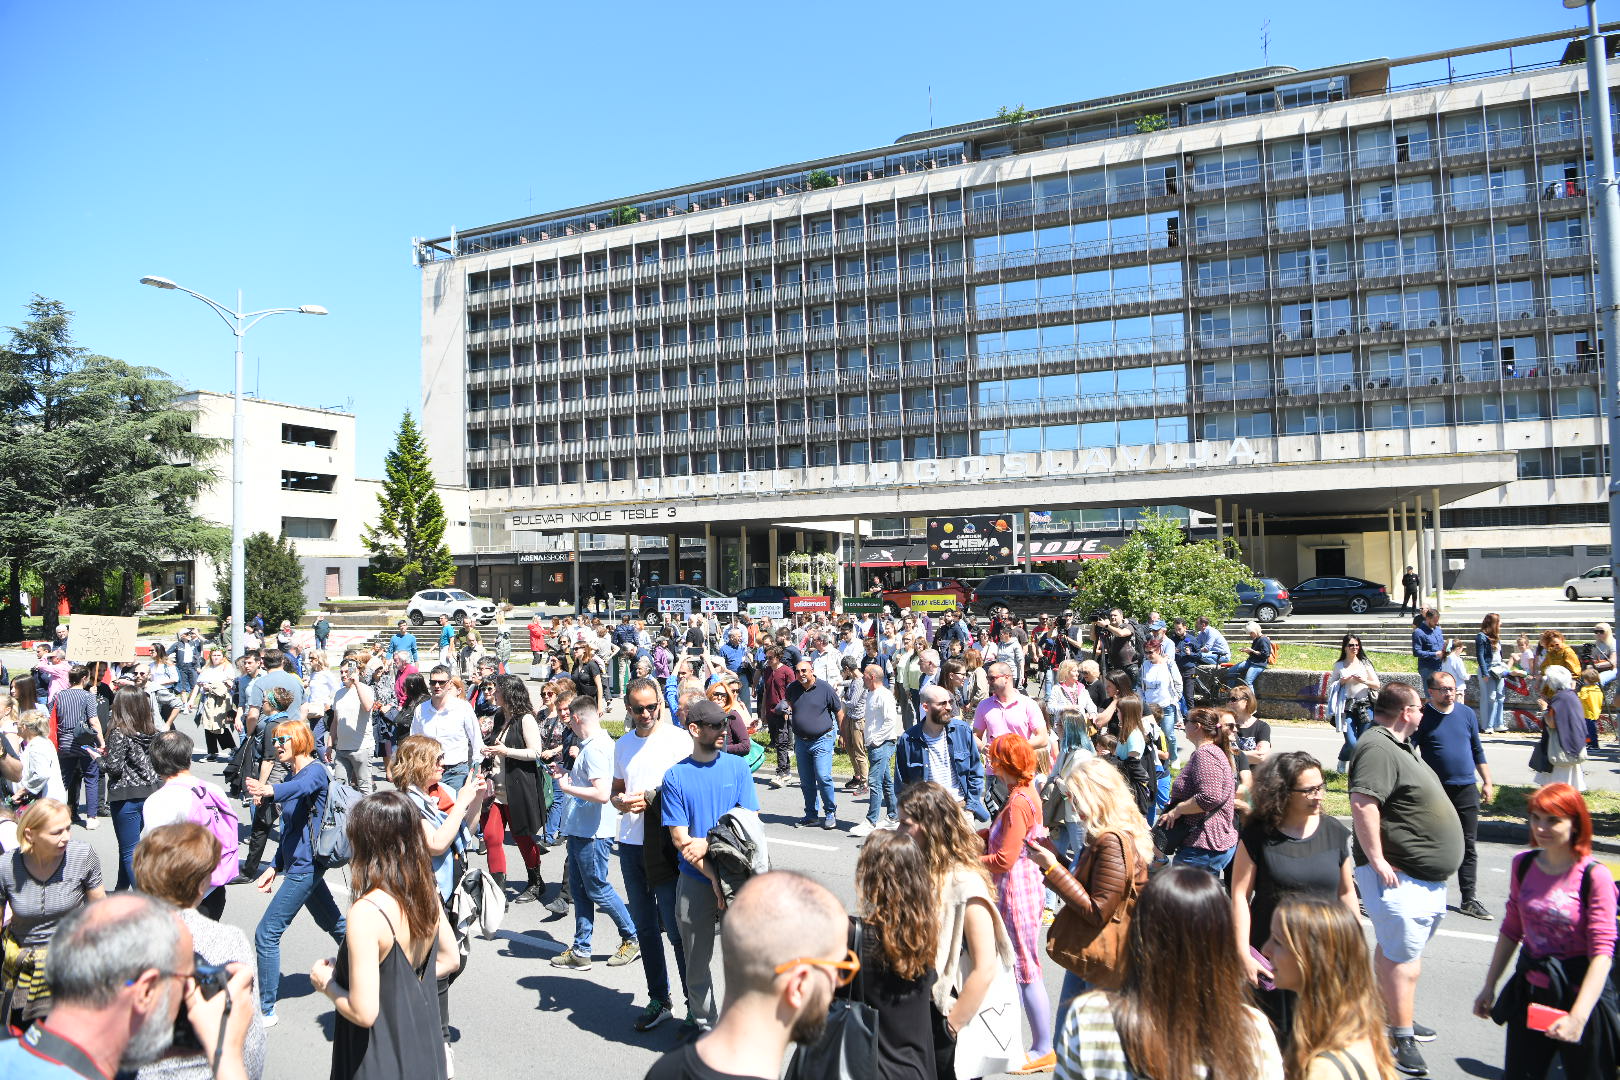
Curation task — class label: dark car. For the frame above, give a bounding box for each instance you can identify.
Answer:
[639,583,728,622]
[967,572,1078,619]
[1288,575,1391,614]
[1234,578,1293,623]
[734,585,799,609]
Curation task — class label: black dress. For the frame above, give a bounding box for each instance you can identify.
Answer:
[840,917,937,1080]
[500,715,546,837]
[331,900,446,1080]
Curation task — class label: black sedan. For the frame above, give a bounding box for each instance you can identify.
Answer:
[734,585,799,608]
[639,584,728,621]
[1287,576,1391,614]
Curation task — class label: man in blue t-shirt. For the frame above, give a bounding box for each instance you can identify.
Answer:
[784,661,843,828]
[661,699,759,1037]
[389,619,419,663]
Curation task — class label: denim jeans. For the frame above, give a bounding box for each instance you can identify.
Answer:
[255,870,346,1016]
[564,835,636,954]
[110,798,145,892]
[1478,673,1506,733]
[544,790,575,845]
[1225,661,1265,689]
[1043,821,1085,910]
[1176,844,1236,875]
[60,747,105,821]
[865,740,898,824]
[619,843,686,1005]
[440,760,470,793]
[176,664,198,695]
[795,732,836,819]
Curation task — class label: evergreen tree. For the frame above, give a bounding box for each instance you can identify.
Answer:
[214,531,306,632]
[362,412,455,599]
[0,296,227,639]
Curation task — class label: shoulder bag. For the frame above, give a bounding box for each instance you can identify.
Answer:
[951,904,1022,1080]
[1046,831,1139,990]
[785,918,879,1080]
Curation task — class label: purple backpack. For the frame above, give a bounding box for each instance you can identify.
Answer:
[187,783,242,888]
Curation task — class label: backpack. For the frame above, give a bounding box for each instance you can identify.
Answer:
[186,783,242,887]
[308,768,363,870]
[222,715,274,799]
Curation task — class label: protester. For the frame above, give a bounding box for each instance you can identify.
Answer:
[759,646,796,787]
[1348,683,1464,1076]
[1053,866,1283,1080]
[53,664,106,828]
[0,798,106,1028]
[313,791,459,1080]
[0,894,257,1080]
[660,699,760,1038]
[141,730,239,921]
[837,829,939,1080]
[16,710,66,805]
[329,654,376,796]
[1024,757,1152,1008]
[896,781,1014,1080]
[132,822,267,1080]
[1224,621,1273,689]
[410,666,483,794]
[1534,666,1587,791]
[612,677,695,1033]
[1263,894,1398,1080]
[981,733,1054,1074]
[643,872,847,1080]
[851,663,903,838]
[1412,609,1446,684]
[1473,783,1617,1078]
[236,687,294,882]
[1415,670,1494,921]
[705,679,753,759]
[1160,707,1239,873]
[477,675,546,901]
[785,657,843,829]
[1109,692,1155,821]
[1329,633,1382,770]
[196,648,239,760]
[245,718,347,1025]
[104,685,162,891]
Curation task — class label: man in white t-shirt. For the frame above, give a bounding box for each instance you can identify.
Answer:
[329,655,376,795]
[611,677,695,1032]
[410,666,483,793]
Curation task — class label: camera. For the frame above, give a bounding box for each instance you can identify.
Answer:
[169,956,231,1053]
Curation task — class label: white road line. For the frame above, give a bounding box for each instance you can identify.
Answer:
[1436,927,1500,943]
[766,834,839,852]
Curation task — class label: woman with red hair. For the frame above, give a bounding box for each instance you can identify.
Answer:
[982,733,1053,1074]
[1473,783,1617,1077]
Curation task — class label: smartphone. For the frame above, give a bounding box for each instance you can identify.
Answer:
[1527,1003,1568,1032]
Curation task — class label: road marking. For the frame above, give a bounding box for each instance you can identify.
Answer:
[1437,927,1499,943]
[767,833,839,852]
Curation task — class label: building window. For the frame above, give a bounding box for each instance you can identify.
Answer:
[282,516,336,539]
[281,471,336,493]
[281,423,336,448]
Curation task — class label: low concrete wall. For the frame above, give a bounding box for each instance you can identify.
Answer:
[1216,666,1543,725]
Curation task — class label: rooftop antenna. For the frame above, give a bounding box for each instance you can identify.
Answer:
[928,85,934,128]
[1261,19,1271,65]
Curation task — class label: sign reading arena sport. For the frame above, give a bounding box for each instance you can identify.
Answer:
[928,515,1015,567]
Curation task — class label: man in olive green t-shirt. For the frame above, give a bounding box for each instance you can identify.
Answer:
[1348,681,1464,1076]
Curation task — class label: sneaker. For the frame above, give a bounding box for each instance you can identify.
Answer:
[1458,899,1493,921]
[849,785,869,799]
[634,999,673,1032]
[550,947,592,970]
[769,774,788,789]
[607,939,641,968]
[797,815,819,827]
[822,815,838,830]
[260,1012,279,1029]
[675,1017,702,1044]
[445,1044,455,1078]
[545,893,571,916]
[885,816,901,829]
[1391,1035,1426,1075]
[849,821,876,838]
[85,818,100,831]
[842,777,861,791]
[1411,1023,1437,1042]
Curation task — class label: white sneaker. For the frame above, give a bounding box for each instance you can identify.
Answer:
[445,1044,455,1077]
[849,821,876,838]
[260,1012,279,1029]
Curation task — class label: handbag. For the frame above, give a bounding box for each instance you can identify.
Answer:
[1547,731,1586,768]
[786,918,879,1080]
[1046,833,1139,990]
[1152,815,1192,858]
[951,913,1022,1080]
[1528,728,1553,774]
[1488,661,1512,679]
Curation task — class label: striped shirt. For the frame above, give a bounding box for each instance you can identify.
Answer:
[1055,992,1282,1080]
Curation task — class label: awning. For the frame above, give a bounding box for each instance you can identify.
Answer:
[858,544,928,567]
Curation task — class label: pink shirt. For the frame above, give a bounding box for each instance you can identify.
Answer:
[1503,853,1617,960]
[972,694,1045,742]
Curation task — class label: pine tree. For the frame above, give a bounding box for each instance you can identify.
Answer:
[362,412,455,599]
[214,532,306,631]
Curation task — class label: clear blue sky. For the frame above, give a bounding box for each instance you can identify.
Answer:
[0,0,1579,476]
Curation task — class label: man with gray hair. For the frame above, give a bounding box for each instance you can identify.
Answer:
[0,893,255,1080]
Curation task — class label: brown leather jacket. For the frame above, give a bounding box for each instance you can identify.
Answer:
[1044,830,1148,928]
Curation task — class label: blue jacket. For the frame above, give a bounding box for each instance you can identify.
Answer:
[895,719,988,821]
[1412,623,1445,667]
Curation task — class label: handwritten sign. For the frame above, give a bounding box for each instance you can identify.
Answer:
[746,602,784,620]
[700,597,739,614]
[657,597,692,615]
[908,593,959,613]
[66,615,140,663]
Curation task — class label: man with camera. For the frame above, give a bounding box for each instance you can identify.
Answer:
[0,893,256,1080]
[1093,608,1142,684]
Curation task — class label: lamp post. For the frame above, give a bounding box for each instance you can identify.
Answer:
[139,277,327,659]
[1565,0,1620,633]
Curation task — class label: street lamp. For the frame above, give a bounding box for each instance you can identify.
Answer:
[1564,0,1620,633]
[139,277,327,659]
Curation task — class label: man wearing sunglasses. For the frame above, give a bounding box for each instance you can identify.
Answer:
[660,699,760,1040]
[644,871,848,1080]
[409,665,483,793]
[785,660,843,830]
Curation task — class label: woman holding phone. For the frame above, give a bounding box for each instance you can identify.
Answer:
[1473,783,1617,1078]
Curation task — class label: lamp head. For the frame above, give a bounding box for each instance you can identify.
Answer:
[298,305,328,315]
[139,276,178,289]
[1566,0,1591,8]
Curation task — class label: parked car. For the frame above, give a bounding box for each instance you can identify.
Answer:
[1563,564,1614,601]
[878,576,971,616]
[735,585,799,609]
[1234,578,1293,622]
[406,588,498,625]
[639,583,728,622]
[1287,575,1391,614]
[967,573,1078,619]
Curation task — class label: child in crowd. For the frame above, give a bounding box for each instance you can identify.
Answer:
[1578,667,1604,752]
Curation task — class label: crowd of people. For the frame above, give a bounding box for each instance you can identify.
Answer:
[0,599,1612,1080]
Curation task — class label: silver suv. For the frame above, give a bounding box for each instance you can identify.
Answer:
[406,588,498,625]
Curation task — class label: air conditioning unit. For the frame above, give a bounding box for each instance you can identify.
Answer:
[1429,376,1441,385]
[1453,317,1466,326]
[1279,387,1291,396]
[1518,312,1532,320]
[1276,331,1290,341]
[1366,378,1381,389]
[1551,365,1566,375]
[1428,319,1439,327]
[1337,327,1349,336]
[1341,383,1354,392]
[1549,307,1561,317]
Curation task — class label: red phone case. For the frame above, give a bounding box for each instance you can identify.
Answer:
[1527,1003,1567,1033]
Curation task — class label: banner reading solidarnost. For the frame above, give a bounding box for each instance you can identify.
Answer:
[908,593,960,613]
[746,602,784,619]
[927,515,1016,567]
[657,597,693,615]
[700,597,739,613]
[788,596,831,613]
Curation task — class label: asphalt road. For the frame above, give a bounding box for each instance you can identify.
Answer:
[64,739,1584,1080]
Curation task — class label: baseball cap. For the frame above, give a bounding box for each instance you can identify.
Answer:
[685,700,728,729]
[1148,620,1166,631]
